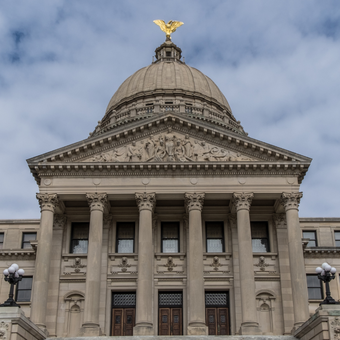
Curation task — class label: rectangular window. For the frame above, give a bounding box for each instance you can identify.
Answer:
[206,222,224,253]
[251,222,270,253]
[307,274,323,300]
[0,233,4,249]
[116,222,135,253]
[70,223,89,254]
[335,231,340,247]
[22,232,37,249]
[161,222,179,253]
[16,276,33,302]
[303,231,317,247]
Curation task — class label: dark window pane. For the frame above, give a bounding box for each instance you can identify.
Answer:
[18,277,32,290]
[303,231,317,247]
[117,224,134,239]
[335,232,340,245]
[206,222,224,253]
[16,277,33,302]
[162,223,179,253]
[162,315,168,323]
[116,223,135,253]
[70,223,89,254]
[307,275,322,300]
[251,222,269,253]
[336,240,340,247]
[206,223,223,238]
[22,233,36,249]
[0,233,4,242]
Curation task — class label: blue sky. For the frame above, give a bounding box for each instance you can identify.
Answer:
[0,1,339,218]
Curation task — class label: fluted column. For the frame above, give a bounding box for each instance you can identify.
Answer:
[231,192,261,335]
[280,192,309,329]
[185,192,208,335]
[81,193,109,336]
[134,192,156,335]
[31,193,59,331]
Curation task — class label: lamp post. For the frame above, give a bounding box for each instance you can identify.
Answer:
[0,263,25,308]
[315,262,339,305]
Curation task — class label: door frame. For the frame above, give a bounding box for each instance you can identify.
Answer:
[111,292,136,336]
[205,291,230,335]
[158,291,183,336]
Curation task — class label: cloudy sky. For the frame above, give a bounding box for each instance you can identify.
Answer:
[0,1,339,219]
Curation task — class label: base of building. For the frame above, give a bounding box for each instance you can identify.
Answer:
[187,322,208,335]
[133,323,154,335]
[80,322,102,336]
[239,321,262,335]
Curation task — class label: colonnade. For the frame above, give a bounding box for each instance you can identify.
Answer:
[31,191,309,335]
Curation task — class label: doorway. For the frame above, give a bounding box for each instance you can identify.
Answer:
[158,292,183,335]
[111,292,136,336]
[205,292,230,335]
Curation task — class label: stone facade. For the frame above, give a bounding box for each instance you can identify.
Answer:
[0,38,338,338]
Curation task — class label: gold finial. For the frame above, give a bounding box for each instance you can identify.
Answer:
[153,20,184,40]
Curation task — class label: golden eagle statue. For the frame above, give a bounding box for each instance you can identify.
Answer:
[153,20,184,40]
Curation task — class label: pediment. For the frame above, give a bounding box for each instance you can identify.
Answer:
[80,129,259,163]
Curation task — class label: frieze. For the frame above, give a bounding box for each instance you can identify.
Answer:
[85,128,258,163]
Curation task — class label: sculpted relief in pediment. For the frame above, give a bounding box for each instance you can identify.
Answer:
[86,129,257,163]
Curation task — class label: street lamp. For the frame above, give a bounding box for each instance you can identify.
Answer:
[0,263,25,308]
[315,262,339,305]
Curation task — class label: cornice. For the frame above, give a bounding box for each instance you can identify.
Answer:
[304,247,340,257]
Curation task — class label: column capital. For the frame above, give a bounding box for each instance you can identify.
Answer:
[273,213,287,229]
[135,192,156,212]
[184,192,205,212]
[36,193,59,212]
[231,192,254,212]
[280,192,303,211]
[86,193,109,213]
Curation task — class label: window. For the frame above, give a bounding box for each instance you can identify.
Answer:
[116,222,135,253]
[70,223,89,254]
[161,222,179,253]
[251,222,270,253]
[16,276,33,302]
[22,232,37,249]
[335,231,340,247]
[307,274,323,300]
[0,233,4,249]
[166,51,171,57]
[303,231,317,247]
[206,222,224,253]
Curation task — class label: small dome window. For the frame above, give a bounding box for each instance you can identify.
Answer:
[166,51,171,57]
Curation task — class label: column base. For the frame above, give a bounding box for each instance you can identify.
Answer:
[187,323,208,335]
[239,322,262,335]
[81,322,102,336]
[133,323,154,335]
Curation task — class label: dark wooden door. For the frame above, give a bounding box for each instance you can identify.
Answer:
[159,308,182,335]
[112,308,135,336]
[206,307,229,335]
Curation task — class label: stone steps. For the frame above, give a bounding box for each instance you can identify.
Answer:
[48,336,298,340]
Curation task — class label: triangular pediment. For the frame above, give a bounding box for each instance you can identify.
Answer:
[80,129,259,163]
[27,113,312,184]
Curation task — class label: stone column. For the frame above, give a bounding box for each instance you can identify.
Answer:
[81,193,109,336]
[280,192,309,330]
[184,192,208,335]
[231,192,261,335]
[134,192,156,335]
[31,193,59,331]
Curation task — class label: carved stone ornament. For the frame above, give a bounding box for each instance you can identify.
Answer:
[184,192,205,212]
[71,257,86,273]
[86,192,109,212]
[54,214,67,229]
[280,192,303,211]
[135,192,156,212]
[255,256,270,272]
[210,256,221,271]
[0,321,9,340]
[118,257,131,272]
[36,193,59,212]
[231,192,254,212]
[331,317,340,340]
[164,256,177,271]
[86,130,257,163]
[273,214,286,229]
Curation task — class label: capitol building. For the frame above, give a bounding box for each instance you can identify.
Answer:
[0,32,340,338]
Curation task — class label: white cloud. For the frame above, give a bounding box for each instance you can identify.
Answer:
[0,0,339,218]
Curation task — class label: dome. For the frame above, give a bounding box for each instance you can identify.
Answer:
[94,41,245,137]
[105,62,232,114]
